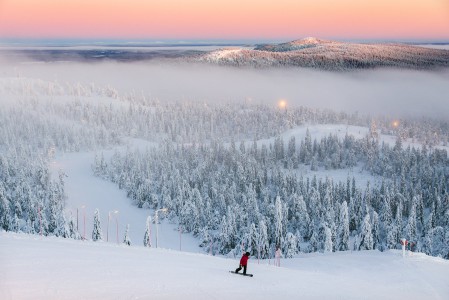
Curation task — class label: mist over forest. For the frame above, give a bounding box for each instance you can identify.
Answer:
[1,54,449,120]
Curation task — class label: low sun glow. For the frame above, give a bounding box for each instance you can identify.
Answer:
[278,99,287,109]
[392,120,399,128]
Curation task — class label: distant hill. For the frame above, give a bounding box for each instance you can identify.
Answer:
[193,37,449,70]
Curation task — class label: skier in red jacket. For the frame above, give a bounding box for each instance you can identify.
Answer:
[235,252,250,275]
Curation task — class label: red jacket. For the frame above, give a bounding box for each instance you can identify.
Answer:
[240,254,249,266]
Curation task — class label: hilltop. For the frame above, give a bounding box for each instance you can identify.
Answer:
[194,37,449,70]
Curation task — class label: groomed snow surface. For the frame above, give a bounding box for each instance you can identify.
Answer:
[1,231,449,300]
[2,124,449,300]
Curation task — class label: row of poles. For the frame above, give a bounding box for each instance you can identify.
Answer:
[36,206,282,264]
[72,206,168,247]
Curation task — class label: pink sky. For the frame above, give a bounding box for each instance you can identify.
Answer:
[0,0,448,40]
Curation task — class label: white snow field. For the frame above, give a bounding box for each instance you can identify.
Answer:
[1,231,448,300]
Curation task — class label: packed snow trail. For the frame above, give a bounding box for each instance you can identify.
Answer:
[1,232,449,300]
[50,149,201,252]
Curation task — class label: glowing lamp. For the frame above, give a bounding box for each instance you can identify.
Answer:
[278,99,287,109]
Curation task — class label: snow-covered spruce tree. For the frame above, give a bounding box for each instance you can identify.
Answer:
[219,211,238,254]
[257,219,269,259]
[379,187,393,243]
[123,224,131,246]
[428,226,446,257]
[324,226,333,253]
[444,228,449,259]
[143,216,151,247]
[322,183,336,251]
[92,209,103,241]
[316,223,332,253]
[274,195,284,249]
[248,222,258,255]
[405,202,417,243]
[358,214,374,250]
[283,232,299,258]
[180,197,200,235]
[337,201,350,251]
[290,193,310,240]
[0,183,11,231]
[68,213,81,240]
[348,191,361,233]
[394,199,403,244]
[372,211,380,250]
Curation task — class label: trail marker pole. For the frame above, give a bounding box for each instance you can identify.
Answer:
[400,238,408,258]
[179,226,182,251]
[38,206,42,236]
[81,205,86,240]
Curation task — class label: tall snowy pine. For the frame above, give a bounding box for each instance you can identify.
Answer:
[92,209,103,241]
[337,201,350,251]
[123,224,131,246]
[143,216,151,247]
[358,214,374,250]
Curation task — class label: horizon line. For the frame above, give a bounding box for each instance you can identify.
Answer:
[1,36,449,46]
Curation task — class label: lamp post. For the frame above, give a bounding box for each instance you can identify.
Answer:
[146,216,152,248]
[76,208,79,233]
[38,205,42,236]
[179,225,182,251]
[81,205,86,240]
[154,208,167,248]
[115,211,120,244]
[107,210,119,242]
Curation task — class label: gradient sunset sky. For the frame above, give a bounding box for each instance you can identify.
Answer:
[1,0,448,41]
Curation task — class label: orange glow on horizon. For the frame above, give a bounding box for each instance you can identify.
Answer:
[0,0,448,40]
[278,100,287,109]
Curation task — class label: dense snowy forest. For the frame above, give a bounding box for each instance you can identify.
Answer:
[0,78,448,259]
[93,128,449,258]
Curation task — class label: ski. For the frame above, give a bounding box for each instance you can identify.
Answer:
[229,271,253,277]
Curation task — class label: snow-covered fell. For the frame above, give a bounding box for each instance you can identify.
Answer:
[195,38,449,70]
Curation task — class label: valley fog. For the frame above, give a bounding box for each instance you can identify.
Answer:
[1,56,449,120]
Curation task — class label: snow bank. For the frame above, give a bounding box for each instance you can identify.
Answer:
[1,232,448,300]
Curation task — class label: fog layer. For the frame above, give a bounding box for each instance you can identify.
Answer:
[1,58,448,119]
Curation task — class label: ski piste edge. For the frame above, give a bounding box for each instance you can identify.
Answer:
[230,271,253,277]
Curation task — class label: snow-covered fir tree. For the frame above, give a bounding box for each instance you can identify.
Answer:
[358,214,374,250]
[337,201,350,251]
[143,216,151,247]
[92,209,103,241]
[123,224,131,246]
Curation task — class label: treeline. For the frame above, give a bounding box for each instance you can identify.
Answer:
[94,131,449,259]
[1,78,448,150]
[0,151,69,237]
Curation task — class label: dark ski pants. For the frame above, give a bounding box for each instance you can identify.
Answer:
[235,264,247,275]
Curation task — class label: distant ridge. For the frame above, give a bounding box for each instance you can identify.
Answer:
[254,37,335,52]
[193,37,449,70]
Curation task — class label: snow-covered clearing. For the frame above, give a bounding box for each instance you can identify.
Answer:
[1,231,448,300]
